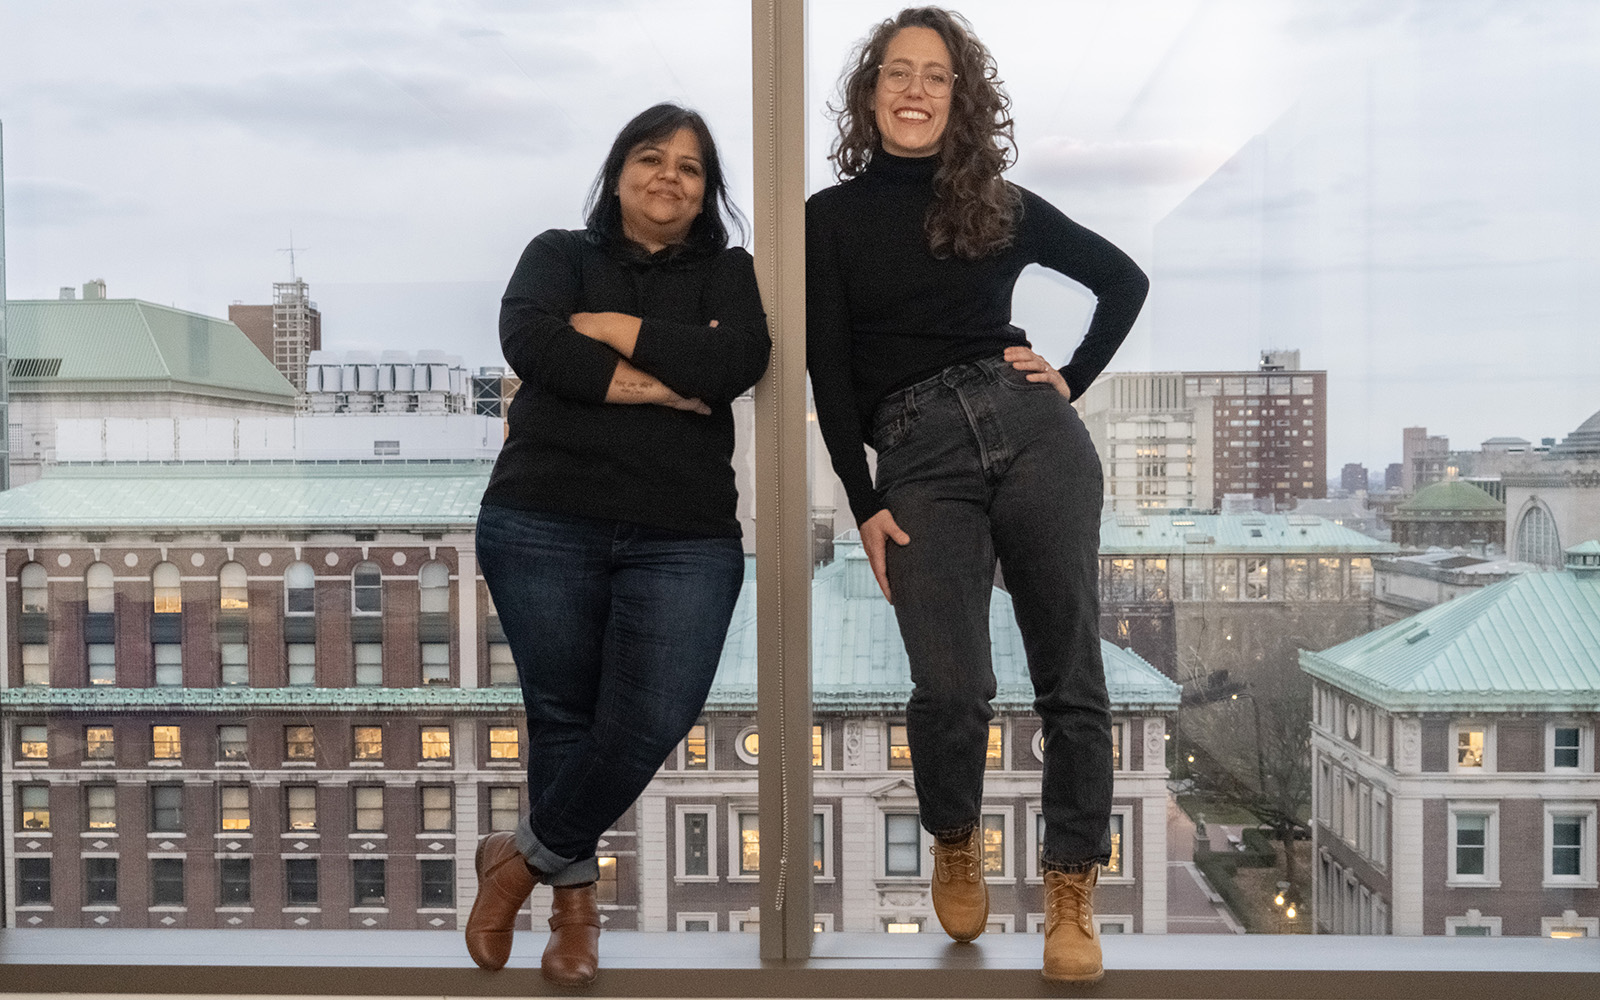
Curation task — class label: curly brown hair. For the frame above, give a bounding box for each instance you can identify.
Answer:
[828,6,1021,259]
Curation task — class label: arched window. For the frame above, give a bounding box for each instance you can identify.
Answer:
[1515,503,1562,568]
[352,561,382,615]
[418,561,449,613]
[86,563,115,615]
[20,563,48,614]
[219,562,248,610]
[285,561,316,615]
[152,563,182,614]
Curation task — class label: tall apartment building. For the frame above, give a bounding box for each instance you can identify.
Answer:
[229,281,322,393]
[1,465,1178,935]
[1302,543,1600,937]
[1077,352,1326,512]
[1341,464,1370,494]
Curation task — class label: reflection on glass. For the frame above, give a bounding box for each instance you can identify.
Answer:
[287,787,317,830]
[353,726,384,761]
[421,726,452,760]
[85,726,115,760]
[151,725,181,760]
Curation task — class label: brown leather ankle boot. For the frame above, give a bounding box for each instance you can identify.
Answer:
[1042,867,1103,983]
[930,827,988,942]
[465,832,539,970]
[542,883,601,987]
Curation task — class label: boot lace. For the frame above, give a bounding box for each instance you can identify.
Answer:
[1046,872,1095,935]
[931,836,980,883]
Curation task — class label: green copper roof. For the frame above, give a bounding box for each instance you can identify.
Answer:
[1300,567,1600,712]
[1394,479,1505,517]
[1098,513,1396,555]
[6,298,297,402]
[709,543,1181,713]
[0,464,491,531]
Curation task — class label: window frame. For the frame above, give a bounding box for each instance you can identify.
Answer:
[1446,801,1500,887]
[880,811,926,879]
[1546,721,1590,772]
[1543,802,1597,888]
[675,805,718,882]
[1450,720,1494,773]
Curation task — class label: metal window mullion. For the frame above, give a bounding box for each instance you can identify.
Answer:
[752,0,812,962]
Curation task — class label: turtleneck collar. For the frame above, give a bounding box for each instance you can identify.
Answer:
[864,147,940,185]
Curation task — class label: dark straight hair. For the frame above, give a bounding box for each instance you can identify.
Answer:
[584,103,747,256]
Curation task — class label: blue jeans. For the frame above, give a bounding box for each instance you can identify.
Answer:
[871,353,1113,870]
[476,503,744,886]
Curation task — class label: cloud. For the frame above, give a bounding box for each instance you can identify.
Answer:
[1019,137,1229,190]
[46,66,579,156]
[5,177,140,228]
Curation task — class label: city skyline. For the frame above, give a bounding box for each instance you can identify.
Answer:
[2,1,1595,473]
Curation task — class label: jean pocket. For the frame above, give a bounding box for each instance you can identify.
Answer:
[870,404,917,455]
[996,363,1057,392]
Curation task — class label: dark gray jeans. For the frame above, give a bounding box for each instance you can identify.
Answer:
[871,353,1113,871]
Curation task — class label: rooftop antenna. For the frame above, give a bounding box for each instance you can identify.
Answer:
[277,232,308,281]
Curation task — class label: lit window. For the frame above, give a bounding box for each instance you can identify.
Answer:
[418,561,450,612]
[85,726,115,761]
[985,724,1004,769]
[885,814,921,876]
[85,857,118,904]
[1314,557,1343,600]
[286,858,319,905]
[219,857,250,905]
[151,785,183,831]
[813,813,826,874]
[981,814,1005,875]
[812,724,824,768]
[20,786,51,830]
[152,562,182,613]
[88,643,116,685]
[1142,558,1168,601]
[421,642,450,684]
[19,724,48,760]
[287,643,315,686]
[220,642,249,686]
[153,644,182,687]
[487,643,517,686]
[419,858,453,908]
[421,785,453,832]
[354,642,383,686]
[1105,814,1124,876]
[489,787,520,832]
[1245,558,1270,599]
[1111,723,1123,771]
[21,644,49,686]
[597,856,618,904]
[488,726,519,760]
[421,726,452,760]
[285,725,316,762]
[684,723,708,769]
[221,785,251,831]
[354,786,385,832]
[1212,558,1238,600]
[739,812,760,875]
[284,561,315,614]
[1349,557,1373,596]
[219,562,248,609]
[885,920,922,933]
[86,562,114,614]
[353,726,384,761]
[152,725,182,760]
[218,725,248,762]
[85,785,116,830]
[21,562,48,613]
[888,724,913,769]
[150,858,184,906]
[352,561,382,614]
[1457,727,1486,769]
[286,787,317,831]
[1284,558,1310,600]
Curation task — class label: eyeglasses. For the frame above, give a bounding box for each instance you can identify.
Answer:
[877,64,957,98]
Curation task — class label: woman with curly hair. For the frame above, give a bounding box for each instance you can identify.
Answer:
[806,7,1147,981]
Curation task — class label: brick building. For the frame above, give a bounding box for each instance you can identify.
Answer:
[1388,480,1506,551]
[1302,542,1600,937]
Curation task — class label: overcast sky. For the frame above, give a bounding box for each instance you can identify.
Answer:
[2,0,1596,472]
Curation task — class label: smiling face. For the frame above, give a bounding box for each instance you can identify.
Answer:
[616,127,706,251]
[873,26,953,158]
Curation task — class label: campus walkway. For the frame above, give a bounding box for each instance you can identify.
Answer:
[1165,793,1246,934]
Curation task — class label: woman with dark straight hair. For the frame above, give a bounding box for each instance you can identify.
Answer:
[808,7,1147,982]
[467,102,769,986]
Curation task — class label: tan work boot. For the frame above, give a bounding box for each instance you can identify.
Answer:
[930,828,988,942]
[542,884,601,987]
[465,832,539,970]
[1042,867,1103,983]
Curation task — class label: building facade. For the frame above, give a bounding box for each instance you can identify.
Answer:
[1503,408,1600,569]
[1388,480,1506,551]
[1302,544,1600,937]
[1096,512,1394,686]
[2,466,1178,936]
[1401,428,1451,495]
[229,281,323,394]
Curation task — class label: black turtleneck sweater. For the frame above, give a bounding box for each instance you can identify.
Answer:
[805,151,1150,525]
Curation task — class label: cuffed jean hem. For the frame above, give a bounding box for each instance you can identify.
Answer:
[930,822,977,843]
[1041,857,1110,875]
[515,815,600,887]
